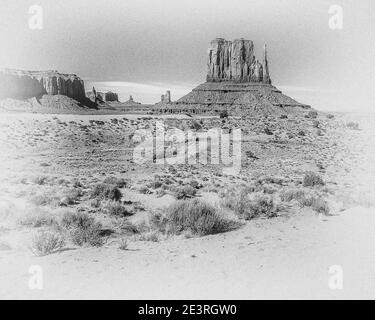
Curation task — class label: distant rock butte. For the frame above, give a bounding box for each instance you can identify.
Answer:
[87,88,119,103]
[153,38,310,116]
[0,69,85,101]
[207,38,271,83]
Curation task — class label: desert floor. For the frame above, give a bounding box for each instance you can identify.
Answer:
[0,111,374,299]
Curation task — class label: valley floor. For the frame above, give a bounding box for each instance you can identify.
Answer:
[0,111,374,299]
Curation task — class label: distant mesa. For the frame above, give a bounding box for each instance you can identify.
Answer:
[153,38,311,116]
[0,69,86,101]
[87,87,119,103]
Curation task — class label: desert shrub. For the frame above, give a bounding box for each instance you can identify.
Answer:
[120,220,142,234]
[257,184,277,194]
[174,185,197,199]
[312,120,320,128]
[345,121,359,130]
[298,130,305,136]
[222,188,277,219]
[243,194,277,219]
[119,238,128,250]
[256,176,284,186]
[306,110,318,119]
[221,188,250,216]
[138,185,151,194]
[31,175,48,185]
[60,211,104,247]
[280,188,306,202]
[138,231,160,242]
[166,199,235,236]
[90,183,122,201]
[190,120,202,130]
[30,230,65,256]
[303,172,324,187]
[59,188,82,206]
[156,188,167,197]
[219,110,229,119]
[18,211,57,228]
[103,176,129,188]
[148,180,163,189]
[298,195,330,215]
[310,198,330,214]
[72,179,83,188]
[264,127,273,135]
[101,200,134,217]
[69,225,104,247]
[30,193,59,207]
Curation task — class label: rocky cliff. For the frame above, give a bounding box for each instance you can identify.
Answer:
[206,38,271,84]
[0,69,86,101]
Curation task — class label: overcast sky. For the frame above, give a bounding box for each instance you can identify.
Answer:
[1,0,374,111]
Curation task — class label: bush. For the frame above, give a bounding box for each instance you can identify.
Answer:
[138,231,160,242]
[174,185,197,199]
[18,211,57,228]
[345,121,359,130]
[30,231,65,256]
[60,211,104,247]
[103,177,129,188]
[101,200,134,217]
[222,189,277,219]
[90,183,122,201]
[303,172,324,187]
[219,110,229,119]
[264,127,273,135]
[244,194,277,219]
[298,195,330,215]
[306,110,318,119]
[30,193,60,207]
[119,238,128,250]
[190,120,202,130]
[280,188,306,202]
[59,188,82,206]
[166,199,235,236]
[31,175,48,185]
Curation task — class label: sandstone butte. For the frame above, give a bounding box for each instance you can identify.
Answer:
[153,38,311,116]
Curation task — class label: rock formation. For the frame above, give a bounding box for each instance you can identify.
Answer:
[86,89,118,103]
[161,90,171,104]
[153,38,310,116]
[0,69,86,101]
[123,95,141,105]
[206,38,271,84]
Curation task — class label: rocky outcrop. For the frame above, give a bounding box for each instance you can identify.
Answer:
[207,38,271,84]
[0,69,86,100]
[123,95,141,105]
[161,90,171,103]
[104,91,118,102]
[87,88,118,103]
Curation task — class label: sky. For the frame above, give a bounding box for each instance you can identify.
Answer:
[0,0,374,111]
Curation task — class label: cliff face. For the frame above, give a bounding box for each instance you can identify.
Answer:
[207,38,271,84]
[0,69,86,101]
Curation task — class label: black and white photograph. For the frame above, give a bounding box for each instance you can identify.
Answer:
[0,0,374,304]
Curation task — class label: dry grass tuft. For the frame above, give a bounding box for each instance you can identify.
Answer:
[30,230,65,256]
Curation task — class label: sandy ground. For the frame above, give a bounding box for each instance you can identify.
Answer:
[0,111,374,299]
